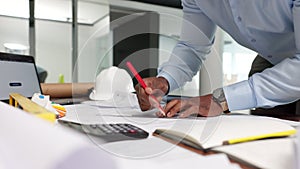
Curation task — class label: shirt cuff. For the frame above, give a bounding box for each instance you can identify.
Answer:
[223,80,257,111]
[157,72,180,93]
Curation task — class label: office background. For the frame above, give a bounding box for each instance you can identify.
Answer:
[0,0,256,97]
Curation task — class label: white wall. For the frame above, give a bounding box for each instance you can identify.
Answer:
[77,16,111,82]
[0,16,29,53]
[0,16,110,83]
[35,19,72,83]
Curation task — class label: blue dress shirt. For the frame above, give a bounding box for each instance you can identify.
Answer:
[158,0,300,111]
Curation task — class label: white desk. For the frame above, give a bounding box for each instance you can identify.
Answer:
[0,100,298,169]
[60,104,242,169]
[61,103,299,169]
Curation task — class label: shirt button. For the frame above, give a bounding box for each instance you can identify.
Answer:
[237,16,242,21]
[251,39,256,43]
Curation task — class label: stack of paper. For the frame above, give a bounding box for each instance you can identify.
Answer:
[83,91,140,109]
[213,138,295,169]
[61,103,157,124]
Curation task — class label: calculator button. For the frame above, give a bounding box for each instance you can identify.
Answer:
[58,120,149,142]
[90,124,97,129]
[128,129,137,133]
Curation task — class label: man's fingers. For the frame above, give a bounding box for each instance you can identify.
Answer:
[136,85,151,110]
[179,106,199,118]
[164,100,183,117]
[145,87,153,95]
[155,111,165,118]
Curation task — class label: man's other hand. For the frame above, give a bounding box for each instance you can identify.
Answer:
[162,94,223,118]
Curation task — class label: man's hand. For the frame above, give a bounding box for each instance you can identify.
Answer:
[161,94,223,118]
[135,77,169,111]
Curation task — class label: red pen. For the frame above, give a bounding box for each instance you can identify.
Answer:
[126,61,166,117]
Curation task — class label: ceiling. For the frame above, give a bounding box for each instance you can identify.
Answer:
[0,0,109,25]
[128,0,182,8]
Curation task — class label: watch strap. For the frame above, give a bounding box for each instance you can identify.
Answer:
[212,88,230,113]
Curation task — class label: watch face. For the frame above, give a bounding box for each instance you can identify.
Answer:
[213,88,229,111]
[213,88,226,102]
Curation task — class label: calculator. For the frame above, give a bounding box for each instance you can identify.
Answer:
[58,120,149,142]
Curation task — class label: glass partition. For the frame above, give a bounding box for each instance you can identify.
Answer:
[0,0,110,83]
[222,32,256,86]
[0,0,225,97]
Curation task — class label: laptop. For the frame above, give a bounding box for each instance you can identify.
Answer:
[0,52,42,102]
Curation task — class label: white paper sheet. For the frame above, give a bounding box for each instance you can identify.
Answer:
[58,104,297,169]
[57,103,241,169]
[0,101,116,169]
[84,91,140,109]
[213,138,295,169]
[103,137,241,169]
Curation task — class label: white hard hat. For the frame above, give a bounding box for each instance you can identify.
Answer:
[89,66,135,100]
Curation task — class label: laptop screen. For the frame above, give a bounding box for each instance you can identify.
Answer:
[0,52,42,101]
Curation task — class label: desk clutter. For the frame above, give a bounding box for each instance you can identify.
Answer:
[2,90,300,169]
[61,102,300,169]
[31,93,66,118]
[9,93,66,123]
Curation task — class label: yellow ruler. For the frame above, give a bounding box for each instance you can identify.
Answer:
[9,93,56,123]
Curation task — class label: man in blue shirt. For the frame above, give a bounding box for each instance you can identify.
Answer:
[136,0,300,118]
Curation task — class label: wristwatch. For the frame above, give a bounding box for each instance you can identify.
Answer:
[212,88,229,113]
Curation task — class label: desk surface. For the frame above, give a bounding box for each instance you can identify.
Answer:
[59,98,298,169]
[251,109,300,122]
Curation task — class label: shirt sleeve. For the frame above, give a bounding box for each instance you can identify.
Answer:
[224,1,300,111]
[224,55,300,111]
[157,0,217,92]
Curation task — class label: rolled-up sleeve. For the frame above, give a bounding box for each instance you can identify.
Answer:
[158,0,217,92]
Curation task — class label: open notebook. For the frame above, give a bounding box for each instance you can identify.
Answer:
[153,115,296,151]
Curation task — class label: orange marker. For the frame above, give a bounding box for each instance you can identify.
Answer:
[52,103,66,118]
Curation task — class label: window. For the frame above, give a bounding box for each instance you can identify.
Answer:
[223,33,256,86]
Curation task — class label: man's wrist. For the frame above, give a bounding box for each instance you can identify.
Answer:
[212,88,229,113]
[157,77,169,95]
